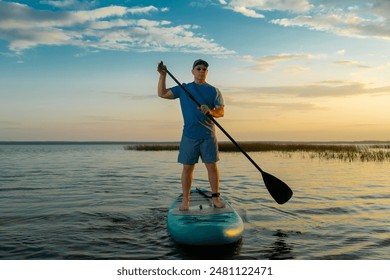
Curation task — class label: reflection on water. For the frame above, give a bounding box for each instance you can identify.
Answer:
[263,230,295,260]
[174,239,243,260]
[0,144,389,259]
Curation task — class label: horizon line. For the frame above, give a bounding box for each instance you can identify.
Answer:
[1,140,389,145]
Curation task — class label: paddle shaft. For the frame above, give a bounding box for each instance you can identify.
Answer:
[164,68,265,174]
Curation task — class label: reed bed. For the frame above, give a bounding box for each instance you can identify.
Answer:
[126,144,180,151]
[124,142,390,162]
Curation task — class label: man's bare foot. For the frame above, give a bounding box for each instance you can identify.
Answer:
[179,197,190,211]
[212,197,226,208]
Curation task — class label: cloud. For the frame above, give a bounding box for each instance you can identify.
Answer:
[223,80,390,99]
[270,1,390,40]
[249,53,325,72]
[0,120,21,126]
[283,65,310,74]
[230,5,264,18]
[101,90,155,101]
[219,0,312,17]
[40,0,97,9]
[218,0,390,40]
[0,120,21,132]
[0,2,235,55]
[336,49,346,55]
[332,60,370,69]
[225,98,320,111]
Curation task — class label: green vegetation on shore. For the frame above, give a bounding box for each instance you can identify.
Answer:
[124,142,390,162]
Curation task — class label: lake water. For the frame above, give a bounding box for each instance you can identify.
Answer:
[0,144,389,260]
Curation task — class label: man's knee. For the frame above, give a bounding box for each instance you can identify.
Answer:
[182,164,195,174]
[205,162,218,172]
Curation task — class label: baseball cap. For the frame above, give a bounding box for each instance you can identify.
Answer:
[193,59,209,69]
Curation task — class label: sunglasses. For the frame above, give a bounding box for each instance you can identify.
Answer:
[195,67,208,71]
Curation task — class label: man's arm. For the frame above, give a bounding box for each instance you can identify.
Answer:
[211,87,224,118]
[210,105,224,118]
[199,105,224,118]
[157,63,174,99]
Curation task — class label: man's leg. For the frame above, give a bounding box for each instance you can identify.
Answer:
[180,164,195,211]
[205,162,225,208]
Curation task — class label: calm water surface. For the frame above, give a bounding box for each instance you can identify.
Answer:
[0,144,389,259]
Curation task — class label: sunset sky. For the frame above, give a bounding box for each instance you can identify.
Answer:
[1,0,389,141]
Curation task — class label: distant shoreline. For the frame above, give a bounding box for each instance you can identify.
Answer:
[0,141,179,145]
[1,140,389,145]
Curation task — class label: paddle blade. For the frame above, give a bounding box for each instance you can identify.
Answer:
[261,171,293,204]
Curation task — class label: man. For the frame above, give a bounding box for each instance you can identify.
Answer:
[157,59,225,211]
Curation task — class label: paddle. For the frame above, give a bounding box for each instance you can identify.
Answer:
[160,61,293,204]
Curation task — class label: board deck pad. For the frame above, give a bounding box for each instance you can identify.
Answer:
[172,191,234,215]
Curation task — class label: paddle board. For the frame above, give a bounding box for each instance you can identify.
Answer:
[167,188,244,245]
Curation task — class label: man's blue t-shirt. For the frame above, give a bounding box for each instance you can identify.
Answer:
[171,82,224,140]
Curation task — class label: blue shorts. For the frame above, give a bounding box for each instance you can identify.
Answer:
[178,135,219,164]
